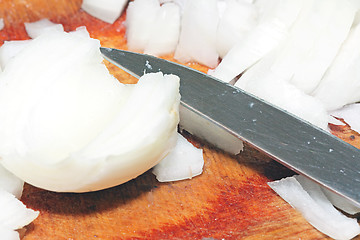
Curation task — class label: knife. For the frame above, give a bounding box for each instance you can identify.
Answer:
[100,47,360,208]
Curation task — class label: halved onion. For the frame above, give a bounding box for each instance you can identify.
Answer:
[0,29,180,192]
[0,40,31,70]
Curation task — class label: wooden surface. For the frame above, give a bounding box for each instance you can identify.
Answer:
[0,1,359,239]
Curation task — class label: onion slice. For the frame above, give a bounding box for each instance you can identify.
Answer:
[81,0,128,24]
[24,19,64,39]
[152,133,204,182]
[174,0,219,68]
[268,175,360,239]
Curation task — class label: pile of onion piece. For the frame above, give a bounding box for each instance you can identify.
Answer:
[0,0,360,238]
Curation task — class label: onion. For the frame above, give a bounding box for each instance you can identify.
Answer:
[268,0,355,94]
[24,19,64,39]
[0,189,39,230]
[331,103,360,134]
[312,20,360,111]
[0,29,180,192]
[0,164,23,199]
[268,175,360,240]
[81,0,128,24]
[152,133,204,182]
[126,0,181,56]
[0,227,19,240]
[174,0,220,68]
[0,40,31,70]
[211,0,303,82]
[216,0,258,58]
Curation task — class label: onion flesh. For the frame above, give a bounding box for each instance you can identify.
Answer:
[24,19,64,39]
[0,189,39,230]
[216,0,258,58]
[211,0,302,82]
[312,20,360,111]
[0,29,180,192]
[0,40,31,70]
[174,0,219,68]
[126,0,181,56]
[152,133,204,182]
[81,0,128,24]
[268,175,360,240]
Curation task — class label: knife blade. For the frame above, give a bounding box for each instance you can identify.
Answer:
[100,47,360,208]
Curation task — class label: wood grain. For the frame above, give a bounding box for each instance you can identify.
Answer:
[0,1,359,239]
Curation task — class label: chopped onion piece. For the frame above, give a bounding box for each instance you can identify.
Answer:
[268,0,355,94]
[331,103,360,134]
[216,0,258,58]
[174,0,219,68]
[152,133,204,182]
[24,19,64,39]
[322,187,360,215]
[313,21,360,111]
[211,0,302,82]
[81,0,128,24]
[0,189,39,230]
[126,0,181,56]
[0,164,23,199]
[0,40,31,70]
[0,29,180,192]
[268,175,360,240]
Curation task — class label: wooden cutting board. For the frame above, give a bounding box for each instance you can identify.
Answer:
[0,1,359,239]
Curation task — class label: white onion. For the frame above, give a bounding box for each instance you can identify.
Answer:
[0,40,31,70]
[0,189,39,230]
[0,227,19,240]
[152,133,204,182]
[322,187,360,215]
[24,19,64,39]
[331,103,360,134]
[126,0,181,56]
[174,0,219,68]
[268,0,355,94]
[81,0,128,24]
[312,20,360,111]
[211,0,303,82]
[216,0,258,58]
[0,29,180,192]
[0,164,23,199]
[268,175,360,240]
